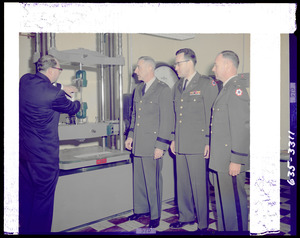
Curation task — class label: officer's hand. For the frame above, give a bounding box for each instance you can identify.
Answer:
[125,137,133,150]
[229,162,241,176]
[204,145,210,159]
[154,148,164,160]
[170,141,176,155]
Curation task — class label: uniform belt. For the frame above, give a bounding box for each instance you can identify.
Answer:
[157,137,170,145]
[231,150,248,157]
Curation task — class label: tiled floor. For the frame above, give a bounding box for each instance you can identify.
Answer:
[65,177,292,235]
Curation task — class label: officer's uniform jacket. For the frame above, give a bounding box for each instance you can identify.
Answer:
[209,75,250,173]
[128,78,174,157]
[171,72,218,154]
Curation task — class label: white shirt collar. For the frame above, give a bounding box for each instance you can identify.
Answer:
[222,74,237,87]
[144,77,156,92]
[184,71,196,86]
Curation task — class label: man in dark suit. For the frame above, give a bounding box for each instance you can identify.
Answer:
[209,50,250,232]
[125,56,173,228]
[19,54,81,234]
[169,48,218,231]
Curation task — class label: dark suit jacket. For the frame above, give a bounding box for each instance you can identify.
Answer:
[19,72,81,164]
[128,78,174,157]
[209,75,250,173]
[171,72,218,154]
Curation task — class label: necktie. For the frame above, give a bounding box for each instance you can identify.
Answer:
[142,83,146,96]
[183,79,188,91]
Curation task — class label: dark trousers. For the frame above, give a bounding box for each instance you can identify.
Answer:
[210,171,248,231]
[175,154,208,229]
[133,156,163,220]
[19,159,59,234]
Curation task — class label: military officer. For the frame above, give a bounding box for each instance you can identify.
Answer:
[125,56,174,228]
[209,50,250,232]
[169,48,218,231]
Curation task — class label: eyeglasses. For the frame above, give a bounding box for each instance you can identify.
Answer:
[173,60,190,67]
[52,67,63,72]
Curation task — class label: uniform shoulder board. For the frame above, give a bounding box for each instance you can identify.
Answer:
[200,74,211,81]
[205,75,217,86]
[200,75,216,86]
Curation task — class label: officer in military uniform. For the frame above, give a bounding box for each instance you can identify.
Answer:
[125,56,174,228]
[169,48,218,231]
[209,50,250,232]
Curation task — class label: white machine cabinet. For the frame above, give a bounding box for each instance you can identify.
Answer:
[51,154,133,232]
[51,148,175,232]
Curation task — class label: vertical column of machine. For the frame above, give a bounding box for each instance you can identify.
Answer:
[118,33,124,152]
[109,33,116,149]
[99,33,106,151]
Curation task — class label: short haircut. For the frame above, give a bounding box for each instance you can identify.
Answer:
[175,48,197,66]
[37,54,58,72]
[221,50,239,69]
[138,56,156,71]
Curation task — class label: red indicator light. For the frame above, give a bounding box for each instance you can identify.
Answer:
[96,158,107,165]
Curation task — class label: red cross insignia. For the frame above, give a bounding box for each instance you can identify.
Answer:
[235,88,243,96]
[211,80,217,86]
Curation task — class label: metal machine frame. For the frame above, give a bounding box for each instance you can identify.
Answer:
[33,33,129,169]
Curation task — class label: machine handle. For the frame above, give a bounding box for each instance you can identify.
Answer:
[76,102,88,119]
[76,70,87,87]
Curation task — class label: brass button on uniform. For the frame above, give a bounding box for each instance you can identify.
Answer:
[181,99,184,102]
[179,120,182,123]
[180,106,183,109]
[138,108,141,111]
[137,123,140,126]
